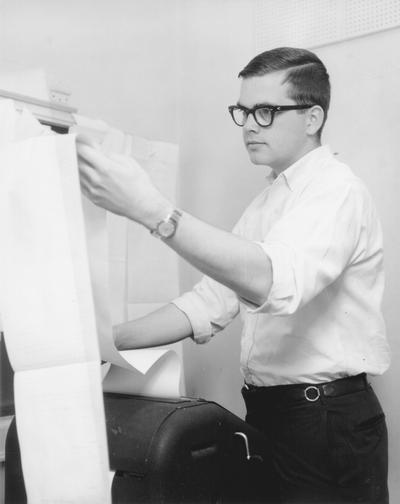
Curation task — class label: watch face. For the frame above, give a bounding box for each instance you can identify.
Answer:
[158,220,175,238]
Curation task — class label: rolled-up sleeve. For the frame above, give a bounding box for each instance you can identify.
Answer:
[247,180,367,315]
[172,275,240,344]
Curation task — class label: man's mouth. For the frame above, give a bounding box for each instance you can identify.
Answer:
[246,141,266,147]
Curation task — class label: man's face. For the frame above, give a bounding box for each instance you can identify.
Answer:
[238,71,312,173]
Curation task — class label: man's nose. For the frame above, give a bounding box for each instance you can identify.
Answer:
[243,112,259,132]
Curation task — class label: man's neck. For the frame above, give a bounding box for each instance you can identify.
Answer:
[271,141,321,177]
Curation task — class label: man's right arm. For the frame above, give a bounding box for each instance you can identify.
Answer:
[113,303,194,350]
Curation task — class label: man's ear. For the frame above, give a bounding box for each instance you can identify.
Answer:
[305,105,324,136]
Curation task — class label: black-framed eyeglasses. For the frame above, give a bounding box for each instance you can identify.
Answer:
[228,104,315,127]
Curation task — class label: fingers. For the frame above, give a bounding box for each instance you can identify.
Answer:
[76,140,114,200]
[79,159,96,184]
[76,137,111,205]
[76,133,100,149]
[76,140,136,174]
[76,142,104,165]
[79,159,98,199]
[77,145,98,182]
[76,143,110,180]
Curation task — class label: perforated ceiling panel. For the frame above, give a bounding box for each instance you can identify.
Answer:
[254,0,400,50]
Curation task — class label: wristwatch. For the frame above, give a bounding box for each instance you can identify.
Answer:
[150,209,182,239]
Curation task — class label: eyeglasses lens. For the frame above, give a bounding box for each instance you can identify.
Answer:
[255,108,272,126]
[232,107,272,127]
[232,108,246,126]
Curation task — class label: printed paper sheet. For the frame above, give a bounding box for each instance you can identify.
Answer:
[0,130,110,503]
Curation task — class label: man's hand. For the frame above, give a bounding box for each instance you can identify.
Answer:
[76,135,172,229]
[76,136,272,308]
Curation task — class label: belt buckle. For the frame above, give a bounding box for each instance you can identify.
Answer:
[304,385,320,402]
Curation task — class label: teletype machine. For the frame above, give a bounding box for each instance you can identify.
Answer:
[5,393,281,503]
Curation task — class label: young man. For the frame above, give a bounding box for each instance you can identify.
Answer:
[78,47,390,503]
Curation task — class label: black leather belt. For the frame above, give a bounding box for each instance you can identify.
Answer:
[242,373,369,403]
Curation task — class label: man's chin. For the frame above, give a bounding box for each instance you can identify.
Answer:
[247,151,271,166]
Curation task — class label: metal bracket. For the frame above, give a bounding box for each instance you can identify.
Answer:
[234,432,263,462]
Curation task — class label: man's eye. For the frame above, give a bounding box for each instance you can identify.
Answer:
[256,108,272,121]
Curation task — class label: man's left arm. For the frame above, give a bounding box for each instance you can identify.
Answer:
[77,140,272,307]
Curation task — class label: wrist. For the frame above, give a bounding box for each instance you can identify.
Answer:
[141,199,174,232]
[149,208,182,240]
[113,324,124,350]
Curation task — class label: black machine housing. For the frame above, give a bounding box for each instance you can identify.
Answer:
[5,393,281,503]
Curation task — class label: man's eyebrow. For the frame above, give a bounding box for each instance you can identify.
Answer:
[236,101,274,108]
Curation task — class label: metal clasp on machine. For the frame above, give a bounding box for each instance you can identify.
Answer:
[234,432,263,462]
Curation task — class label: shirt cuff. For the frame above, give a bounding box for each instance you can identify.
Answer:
[245,241,298,315]
[171,292,214,344]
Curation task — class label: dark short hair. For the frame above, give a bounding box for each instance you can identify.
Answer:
[238,47,330,135]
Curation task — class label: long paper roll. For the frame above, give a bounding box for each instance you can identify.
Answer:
[72,120,183,396]
[0,133,110,503]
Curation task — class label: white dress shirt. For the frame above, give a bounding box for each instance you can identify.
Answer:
[172,146,391,386]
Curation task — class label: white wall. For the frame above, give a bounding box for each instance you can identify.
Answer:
[317,29,400,500]
[0,0,180,142]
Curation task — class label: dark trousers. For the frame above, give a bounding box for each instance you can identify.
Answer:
[242,374,388,504]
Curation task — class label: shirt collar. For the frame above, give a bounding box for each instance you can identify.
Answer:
[274,145,333,191]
